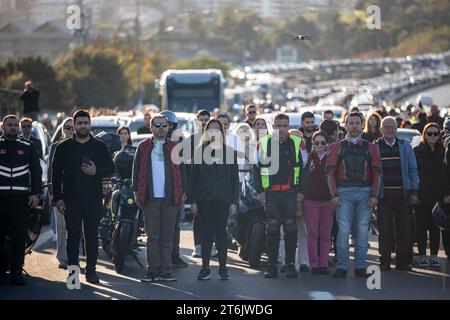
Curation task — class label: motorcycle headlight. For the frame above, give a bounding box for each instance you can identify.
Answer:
[127,198,135,206]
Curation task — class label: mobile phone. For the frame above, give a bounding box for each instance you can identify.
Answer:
[82,156,90,165]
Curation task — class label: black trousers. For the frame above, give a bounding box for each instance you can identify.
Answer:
[172,204,182,260]
[65,198,102,271]
[198,201,229,269]
[378,199,413,266]
[0,196,28,276]
[265,190,297,265]
[193,213,202,246]
[415,203,441,256]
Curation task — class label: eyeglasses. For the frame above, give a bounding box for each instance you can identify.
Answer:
[21,125,31,129]
[153,123,168,128]
[314,141,327,146]
[248,111,256,115]
[64,126,74,131]
[426,131,440,137]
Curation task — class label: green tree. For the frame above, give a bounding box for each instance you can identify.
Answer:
[57,47,129,108]
[0,56,71,111]
[170,55,229,78]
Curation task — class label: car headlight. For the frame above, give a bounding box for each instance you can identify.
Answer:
[127,198,135,205]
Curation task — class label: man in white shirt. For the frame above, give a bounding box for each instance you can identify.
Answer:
[132,114,187,282]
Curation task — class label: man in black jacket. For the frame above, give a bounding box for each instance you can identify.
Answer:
[52,109,114,284]
[0,115,42,285]
[20,81,40,121]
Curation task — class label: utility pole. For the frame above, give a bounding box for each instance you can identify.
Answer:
[72,0,90,48]
[135,0,143,108]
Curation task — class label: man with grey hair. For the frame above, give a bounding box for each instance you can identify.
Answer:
[375,116,419,272]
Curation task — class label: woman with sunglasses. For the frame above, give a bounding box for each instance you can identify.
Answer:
[298,131,334,275]
[413,123,445,267]
[189,119,239,280]
[47,117,74,270]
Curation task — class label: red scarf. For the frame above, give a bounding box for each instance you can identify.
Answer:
[135,138,183,207]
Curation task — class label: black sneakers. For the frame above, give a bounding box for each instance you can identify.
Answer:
[218,268,229,280]
[320,267,330,275]
[158,272,177,282]
[10,274,26,286]
[197,268,211,280]
[141,272,157,283]
[85,270,100,284]
[354,268,370,278]
[264,265,278,279]
[333,268,348,278]
[285,264,298,278]
[299,264,310,273]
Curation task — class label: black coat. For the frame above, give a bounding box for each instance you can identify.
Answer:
[188,144,239,205]
[20,89,40,113]
[52,136,114,202]
[414,142,446,204]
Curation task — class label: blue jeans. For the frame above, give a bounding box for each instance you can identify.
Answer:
[336,187,372,270]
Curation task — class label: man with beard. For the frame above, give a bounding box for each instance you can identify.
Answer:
[52,109,114,284]
[0,115,42,285]
[299,112,317,153]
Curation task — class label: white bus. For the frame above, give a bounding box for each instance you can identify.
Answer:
[157,69,227,113]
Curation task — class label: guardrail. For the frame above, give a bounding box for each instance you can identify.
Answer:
[0,87,22,118]
[391,75,450,103]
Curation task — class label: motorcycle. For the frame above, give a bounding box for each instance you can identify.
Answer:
[98,145,145,274]
[229,171,266,268]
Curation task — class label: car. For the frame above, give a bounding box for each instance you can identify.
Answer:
[131,133,152,147]
[416,93,433,107]
[397,128,421,145]
[91,116,124,136]
[301,106,346,120]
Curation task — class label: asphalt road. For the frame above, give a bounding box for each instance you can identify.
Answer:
[1,221,449,300]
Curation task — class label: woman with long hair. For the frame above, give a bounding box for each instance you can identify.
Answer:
[414,123,445,267]
[253,118,268,141]
[48,117,74,269]
[298,131,334,275]
[362,112,382,142]
[117,125,132,147]
[189,119,240,280]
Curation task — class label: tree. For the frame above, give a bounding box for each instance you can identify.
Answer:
[170,55,229,78]
[57,47,129,108]
[0,56,72,111]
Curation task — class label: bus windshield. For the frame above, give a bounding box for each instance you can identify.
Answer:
[167,82,220,113]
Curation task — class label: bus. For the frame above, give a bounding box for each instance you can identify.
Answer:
[157,69,227,113]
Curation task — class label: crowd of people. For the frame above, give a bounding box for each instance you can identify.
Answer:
[1,95,450,286]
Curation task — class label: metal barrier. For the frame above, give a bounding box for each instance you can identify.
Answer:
[0,87,21,118]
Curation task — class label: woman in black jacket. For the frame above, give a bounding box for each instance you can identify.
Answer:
[414,123,445,267]
[189,119,240,281]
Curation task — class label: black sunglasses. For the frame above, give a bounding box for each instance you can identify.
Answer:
[153,123,168,128]
[21,125,31,128]
[64,126,74,130]
[314,141,327,146]
[248,111,256,114]
[426,131,440,137]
